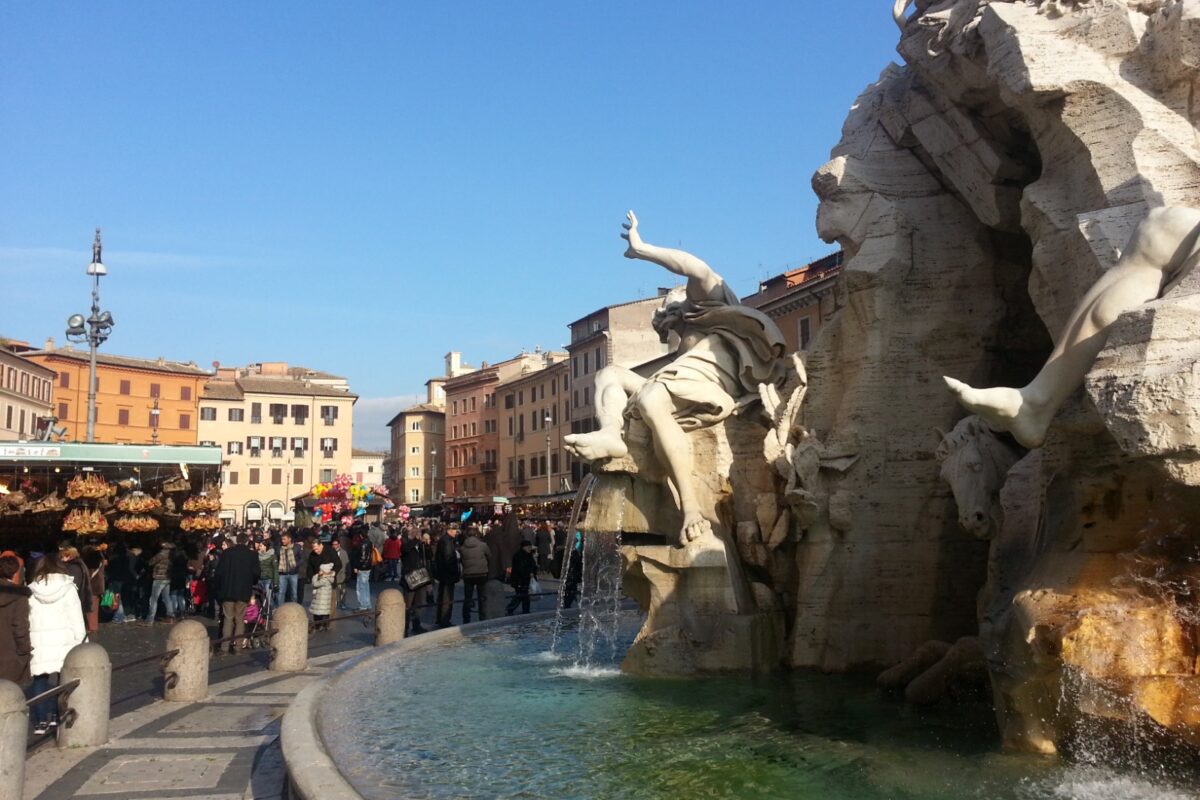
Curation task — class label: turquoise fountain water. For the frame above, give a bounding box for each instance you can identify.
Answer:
[319,612,1198,800]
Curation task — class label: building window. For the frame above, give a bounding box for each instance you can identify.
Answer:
[410,446,420,454]
[294,468,303,485]
[470,397,476,411]
[292,437,308,455]
[228,441,243,455]
[411,421,421,432]
[179,413,191,430]
[117,409,129,425]
[270,404,287,423]
[583,387,590,406]
[583,353,589,374]
[411,466,420,477]
[228,471,239,485]
[518,390,524,406]
[505,394,514,410]
[119,379,131,395]
[321,469,334,482]
[249,468,260,485]
[58,402,68,419]
[799,317,812,350]
[200,407,217,421]
[410,489,420,503]
[199,440,216,447]
[320,405,338,426]
[251,402,262,424]
[471,422,477,436]
[452,400,458,415]
[229,408,244,422]
[291,404,308,423]
[271,468,282,485]
[181,386,191,401]
[149,382,159,398]
[59,372,69,389]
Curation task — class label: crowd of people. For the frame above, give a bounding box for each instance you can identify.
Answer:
[0,508,583,735]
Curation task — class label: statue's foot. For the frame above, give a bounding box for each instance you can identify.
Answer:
[680,512,712,544]
[563,429,628,462]
[942,377,1047,448]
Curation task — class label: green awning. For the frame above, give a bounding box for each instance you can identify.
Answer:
[0,442,223,466]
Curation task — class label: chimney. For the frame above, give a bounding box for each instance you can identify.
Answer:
[44,337,55,350]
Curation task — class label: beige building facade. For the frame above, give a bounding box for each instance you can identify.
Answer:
[386,402,445,505]
[496,356,570,497]
[350,450,386,486]
[0,346,54,441]
[197,362,356,524]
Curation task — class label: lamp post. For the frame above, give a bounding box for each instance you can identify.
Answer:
[429,447,437,502]
[150,397,160,444]
[65,230,115,443]
[545,414,553,495]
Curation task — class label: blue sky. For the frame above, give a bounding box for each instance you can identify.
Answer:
[1,2,901,448]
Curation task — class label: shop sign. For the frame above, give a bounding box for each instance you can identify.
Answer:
[0,445,62,459]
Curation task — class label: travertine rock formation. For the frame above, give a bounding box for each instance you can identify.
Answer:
[808,0,1200,754]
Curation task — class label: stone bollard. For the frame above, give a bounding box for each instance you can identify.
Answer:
[165,619,210,702]
[375,588,406,646]
[270,602,309,672]
[0,680,28,799]
[59,642,111,749]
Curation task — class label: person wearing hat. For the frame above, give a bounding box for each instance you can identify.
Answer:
[310,562,335,630]
[505,540,540,616]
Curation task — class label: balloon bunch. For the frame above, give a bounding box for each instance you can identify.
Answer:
[309,474,389,521]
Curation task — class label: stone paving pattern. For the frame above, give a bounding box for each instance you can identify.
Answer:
[23,649,367,800]
[23,578,562,799]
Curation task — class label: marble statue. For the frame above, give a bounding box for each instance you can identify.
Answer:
[935,416,1023,539]
[945,207,1200,448]
[564,211,787,546]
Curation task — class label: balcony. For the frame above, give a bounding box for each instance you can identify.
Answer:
[481,462,497,473]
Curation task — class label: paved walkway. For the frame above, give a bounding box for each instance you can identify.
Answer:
[22,647,369,800]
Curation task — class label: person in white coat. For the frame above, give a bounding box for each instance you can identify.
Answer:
[28,552,86,735]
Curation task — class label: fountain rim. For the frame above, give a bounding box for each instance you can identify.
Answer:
[281,609,574,800]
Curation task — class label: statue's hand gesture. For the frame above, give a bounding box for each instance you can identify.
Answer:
[621,210,643,259]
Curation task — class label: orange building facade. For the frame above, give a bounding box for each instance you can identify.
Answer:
[22,345,209,445]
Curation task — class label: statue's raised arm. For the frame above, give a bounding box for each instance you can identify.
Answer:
[621,211,724,301]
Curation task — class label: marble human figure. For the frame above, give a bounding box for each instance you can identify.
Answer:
[564,212,786,545]
[946,207,1200,447]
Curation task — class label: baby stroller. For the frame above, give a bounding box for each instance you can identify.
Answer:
[241,584,274,649]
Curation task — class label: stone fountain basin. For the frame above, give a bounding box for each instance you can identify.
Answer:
[281,610,564,800]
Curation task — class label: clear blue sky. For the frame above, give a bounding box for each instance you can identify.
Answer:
[1,2,901,448]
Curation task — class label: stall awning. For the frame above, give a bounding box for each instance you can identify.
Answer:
[246,506,263,521]
[0,442,223,466]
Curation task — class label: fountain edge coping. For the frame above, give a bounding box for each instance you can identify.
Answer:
[281,609,572,800]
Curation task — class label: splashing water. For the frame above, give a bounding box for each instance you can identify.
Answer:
[549,473,595,656]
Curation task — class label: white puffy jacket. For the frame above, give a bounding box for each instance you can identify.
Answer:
[28,573,86,676]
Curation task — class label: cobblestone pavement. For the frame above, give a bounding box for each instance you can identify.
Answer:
[22,577,562,799]
[23,648,366,800]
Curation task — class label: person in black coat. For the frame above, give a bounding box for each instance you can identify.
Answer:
[431,526,460,628]
[212,534,260,654]
[0,555,31,685]
[506,540,539,615]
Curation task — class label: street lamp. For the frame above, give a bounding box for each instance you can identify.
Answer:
[65,229,115,443]
[150,397,160,444]
[545,413,553,495]
[429,447,437,502]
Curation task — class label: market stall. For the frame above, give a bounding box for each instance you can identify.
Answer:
[0,442,223,548]
[291,474,393,529]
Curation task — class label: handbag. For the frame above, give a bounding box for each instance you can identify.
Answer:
[403,567,431,591]
[100,589,116,609]
[528,577,541,595]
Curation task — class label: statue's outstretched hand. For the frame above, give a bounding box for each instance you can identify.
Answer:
[621,210,643,259]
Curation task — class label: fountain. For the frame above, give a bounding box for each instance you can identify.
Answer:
[282,2,1200,796]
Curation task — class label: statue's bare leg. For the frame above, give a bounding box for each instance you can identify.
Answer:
[563,366,645,461]
[634,382,711,544]
[946,207,1200,448]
